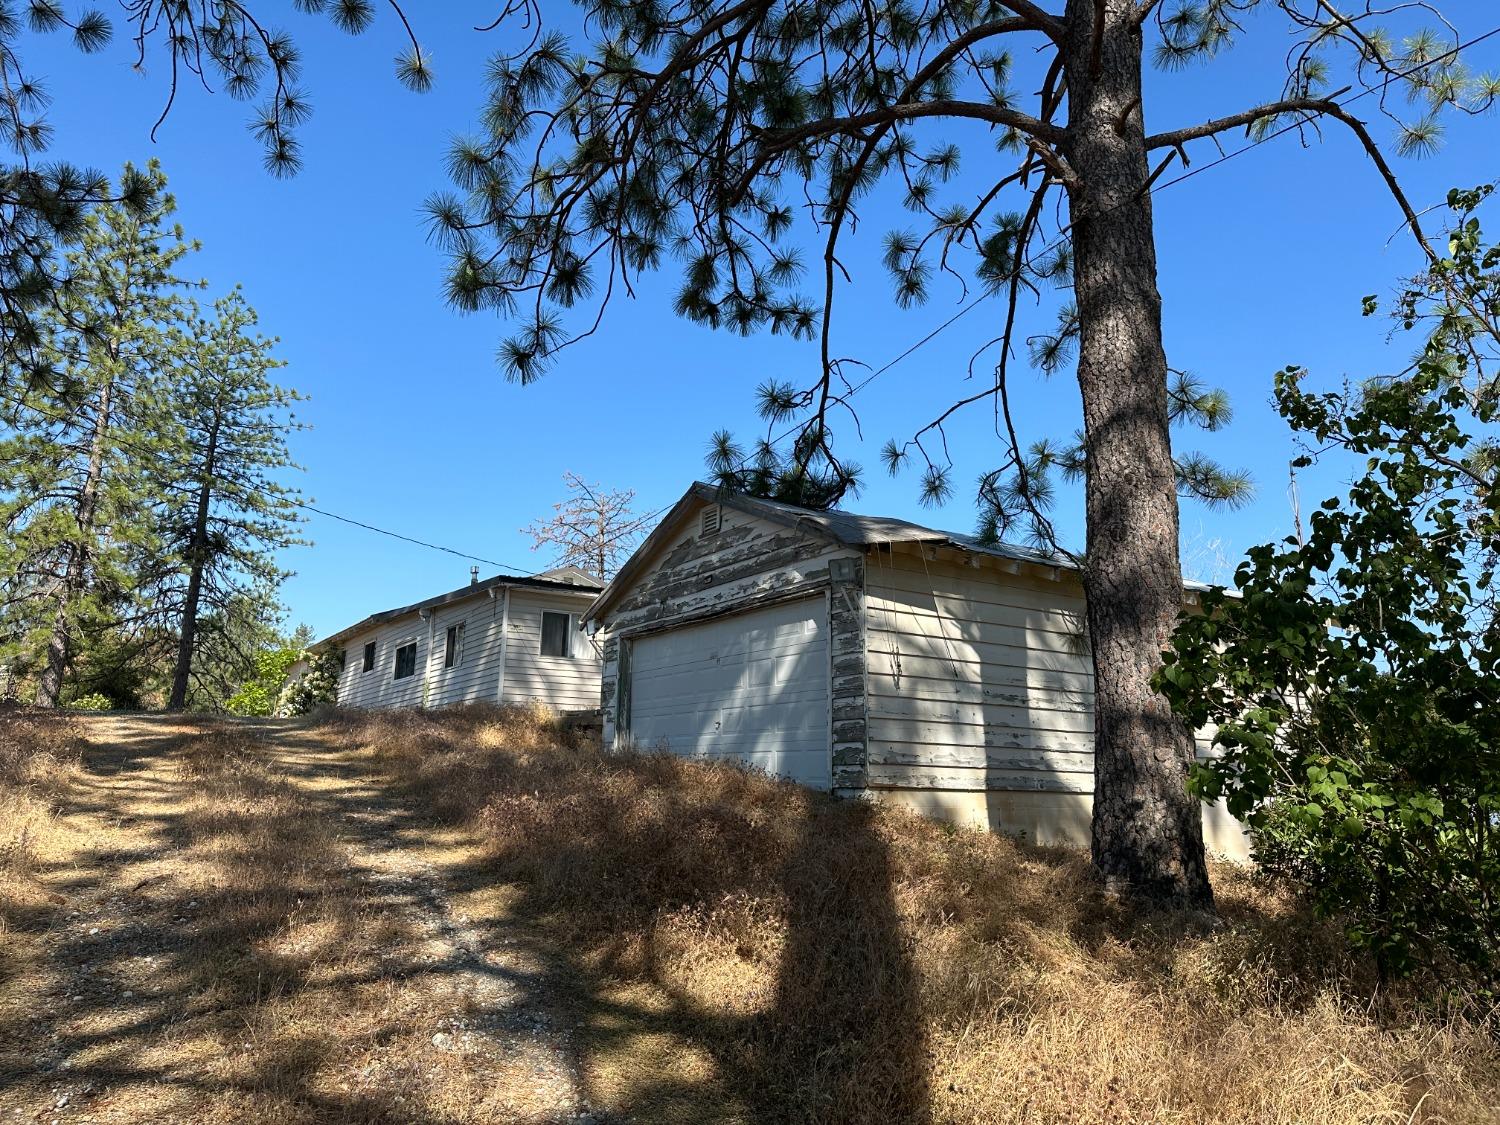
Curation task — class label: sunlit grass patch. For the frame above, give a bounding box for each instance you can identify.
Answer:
[344,703,1500,1125]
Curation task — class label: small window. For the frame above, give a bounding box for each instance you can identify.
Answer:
[362,641,376,673]
[540,611,572,658]
[393,642,417,680]
[444,622,464,668]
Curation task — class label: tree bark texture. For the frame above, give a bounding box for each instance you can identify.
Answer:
[1062,0,1213,905]
[36,375,112,708]
[167,413,220,711]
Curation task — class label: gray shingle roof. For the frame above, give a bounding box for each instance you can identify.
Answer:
[728,487,1073,568]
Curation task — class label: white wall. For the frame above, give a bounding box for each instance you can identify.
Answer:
[423,595,506,708]
[332,586,601,713]
[863,544,1248,859]
[501,590,602,710]
[333,616,429,710]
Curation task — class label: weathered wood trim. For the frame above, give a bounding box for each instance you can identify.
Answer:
[598,633,620,750]
[866,764,1095,794]
[494,587,511,704]
[829,553,867,792]
[608,581,836,642]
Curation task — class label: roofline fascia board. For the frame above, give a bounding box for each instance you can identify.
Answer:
[316,575,600,650]
[583,481,1235,628]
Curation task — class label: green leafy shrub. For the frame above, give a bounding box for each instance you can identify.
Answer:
[65,692,114,712]
[1160,191,1500,988]
[225,647,302,717]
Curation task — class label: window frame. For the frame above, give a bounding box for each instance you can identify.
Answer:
[393,641,418,681]
[444,622,465,669]
[362,641,376,673]
[539,610,573,658]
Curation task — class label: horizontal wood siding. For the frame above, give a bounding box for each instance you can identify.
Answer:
[865,546,1215,795]
[333,586,600,712]
[333,615,429,710]
[502,591,603,710]
[423,596,505,708]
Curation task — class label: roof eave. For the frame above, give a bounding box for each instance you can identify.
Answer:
[316,574,601,650]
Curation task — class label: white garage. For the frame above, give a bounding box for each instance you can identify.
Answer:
[623,597,831,789]
[584,483,1250,860]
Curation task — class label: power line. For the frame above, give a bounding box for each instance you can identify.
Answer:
[293,502,529,572]
[1153,24,1500,193]
[7,26,1494,567]
[0,385,536,573]
[833,23,1500,405]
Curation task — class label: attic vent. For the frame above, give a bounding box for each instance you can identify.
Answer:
[700,505,722,538]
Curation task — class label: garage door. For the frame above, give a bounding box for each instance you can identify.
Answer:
[626,598,831,789]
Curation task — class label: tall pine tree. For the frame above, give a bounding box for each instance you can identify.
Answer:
[0,161,194,706]
[152,288,304,711]
[426,1,1495,904]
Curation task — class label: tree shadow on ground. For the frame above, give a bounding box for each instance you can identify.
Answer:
[0,714,616,1123]
[347,704,932,1125]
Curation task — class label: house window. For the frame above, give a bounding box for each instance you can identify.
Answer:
[444,622,464,668]
[362,642,375,673]
[394,642,417,680]
[540,611,572,658]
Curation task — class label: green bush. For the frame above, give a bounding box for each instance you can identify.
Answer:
[65,692,115,711]
[225,647,302,717]
[1160,191,1500,989]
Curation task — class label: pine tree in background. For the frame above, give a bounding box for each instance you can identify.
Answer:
[152,289,305,711]
[0,162,195,707]
[523,472,653,581]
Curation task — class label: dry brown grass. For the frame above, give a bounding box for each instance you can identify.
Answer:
[338,704,1500,1125]
[0,708,84,927]
[5,706,1497,1124]
[1,712,600,1123]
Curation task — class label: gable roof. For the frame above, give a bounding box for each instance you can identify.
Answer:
[585,481,1218,626]
[317,568,604,650]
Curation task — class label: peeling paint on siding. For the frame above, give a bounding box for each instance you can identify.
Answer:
[596,506,867,792]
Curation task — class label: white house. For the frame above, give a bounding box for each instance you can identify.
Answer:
[583,483,1247,859]
[320,566,604,712]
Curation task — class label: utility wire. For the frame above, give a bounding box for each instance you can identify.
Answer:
[0,385,536,573]
[7,26,1494,569]
[292,502,529,572]
[836,23,1500,405]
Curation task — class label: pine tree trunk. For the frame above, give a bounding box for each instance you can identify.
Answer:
[168,415,220,711]
[36,375,113,708]
[1062,0,1212,905]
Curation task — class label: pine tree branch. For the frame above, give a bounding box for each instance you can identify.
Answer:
[1144,94,1345,150]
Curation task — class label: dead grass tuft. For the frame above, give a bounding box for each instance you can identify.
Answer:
[0,709,84,926]
[345,704,1500,1125]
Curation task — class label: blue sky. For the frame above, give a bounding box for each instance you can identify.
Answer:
[19,3,1500,637]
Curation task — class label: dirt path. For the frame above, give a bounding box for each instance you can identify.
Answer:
[0,714,605,1124]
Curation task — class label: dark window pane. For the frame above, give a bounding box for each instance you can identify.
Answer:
[445,623,464,668]
[362,642,375,672]
[540,611,571,658]
[394,642,417,680]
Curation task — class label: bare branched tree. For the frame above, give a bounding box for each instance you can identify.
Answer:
[523,472,653,581]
